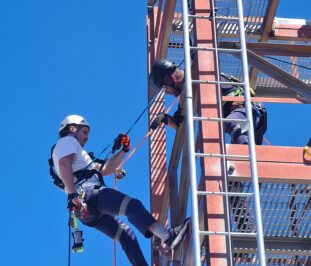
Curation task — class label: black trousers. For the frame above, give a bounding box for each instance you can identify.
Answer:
[80,186,156,266]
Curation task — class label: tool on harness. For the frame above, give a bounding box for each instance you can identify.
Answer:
[67,192,88,218]
[48,145,106,190]
[115,168,126,180]
[70,211,84,253]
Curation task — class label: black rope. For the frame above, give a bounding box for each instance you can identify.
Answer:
[68,213,71,266]
[85,89,163,168]
[264,55,311,71]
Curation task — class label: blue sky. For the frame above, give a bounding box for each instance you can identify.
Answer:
[0,1,310,266]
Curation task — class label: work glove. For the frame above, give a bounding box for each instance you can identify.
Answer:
[67,193,88,218]
[150,113,168,130]
[112,133,130,153]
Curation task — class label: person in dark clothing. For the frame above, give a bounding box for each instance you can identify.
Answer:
[149,60,267,144]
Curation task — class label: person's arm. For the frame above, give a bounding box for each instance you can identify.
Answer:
[59,153,76,194]
[151,105,184,130]
[167,115,178,129]
[100,133,130,176]
[100,150,126,176]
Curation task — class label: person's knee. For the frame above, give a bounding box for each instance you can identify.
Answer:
[125,197,144,216]
[118,196,145,217]
[230,126,248,144]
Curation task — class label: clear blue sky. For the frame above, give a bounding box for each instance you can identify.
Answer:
[0,1,310,266]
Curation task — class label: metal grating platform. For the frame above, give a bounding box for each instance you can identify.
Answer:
[150,0,311,265]
[166,0,311,98]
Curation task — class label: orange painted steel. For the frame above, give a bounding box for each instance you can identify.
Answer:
[147,4,167,226]
[222,95,305,104]
[192,0,229,264]
[224,145,311,182]
[272,23,311,41]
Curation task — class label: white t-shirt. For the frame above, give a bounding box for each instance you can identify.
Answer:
[52,136,100,188]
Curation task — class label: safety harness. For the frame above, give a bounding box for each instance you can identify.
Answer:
[48,145,107,190]
[220,73,268,145]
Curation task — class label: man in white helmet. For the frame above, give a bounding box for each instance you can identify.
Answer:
[52,114,190,265]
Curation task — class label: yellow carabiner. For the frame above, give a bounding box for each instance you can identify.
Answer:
[304,146,311,156]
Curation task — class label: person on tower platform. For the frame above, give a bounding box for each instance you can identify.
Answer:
[149,59,267,145]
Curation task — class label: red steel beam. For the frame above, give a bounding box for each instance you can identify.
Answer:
[223,95,306,104]
[246,42,311,57]
[272,23,311,41]
[224,145,311,182]
[147,6,168,266]
[192,0,229,264]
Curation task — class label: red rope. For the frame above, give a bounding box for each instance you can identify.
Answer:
[118,96,180,169]
[263,136,271,146]
[111,96,180,265]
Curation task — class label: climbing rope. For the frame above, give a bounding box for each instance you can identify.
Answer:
[85,90,165,170]
[109,96,179,266]
[264,55,311,71]
[68,211,84,266]
[68,213,71,266]
[118,96,180,170]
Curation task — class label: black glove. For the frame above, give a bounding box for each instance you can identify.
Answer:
[112,133,131,153]
[150,113,168,130]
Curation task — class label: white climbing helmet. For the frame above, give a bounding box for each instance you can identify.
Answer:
[59,115,90,133]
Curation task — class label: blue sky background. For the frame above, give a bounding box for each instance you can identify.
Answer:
[0,1,310,266]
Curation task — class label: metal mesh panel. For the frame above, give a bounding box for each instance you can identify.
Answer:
[150,0,311,265]
[228,181,311,265]
[167,0,185,68]
[215,0,268,39]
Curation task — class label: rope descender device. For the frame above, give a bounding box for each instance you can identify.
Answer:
[70,211,84,253]
[115,168,126,180]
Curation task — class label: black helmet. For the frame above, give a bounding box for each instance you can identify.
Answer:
[149,60,177,91]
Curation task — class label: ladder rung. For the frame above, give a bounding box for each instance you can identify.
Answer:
[188,14,240,21]
[190,46,241,53]
[192,80,245,86]
[215,16,240,21]
[195,152,250,160]
[193,116,247,124]
[197,191,254,197]
[188,14,211,20]
[199,230,257,237]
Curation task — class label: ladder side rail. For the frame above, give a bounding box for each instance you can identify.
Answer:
[236,0,266,264]
[210,1,234,264]
[181,0,201,265]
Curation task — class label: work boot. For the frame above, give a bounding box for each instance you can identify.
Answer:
[164,218,190,250]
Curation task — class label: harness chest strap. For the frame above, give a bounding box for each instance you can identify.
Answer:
[48,145,106,190]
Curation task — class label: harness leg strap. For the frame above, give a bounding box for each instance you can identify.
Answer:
[119,196,132,216]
